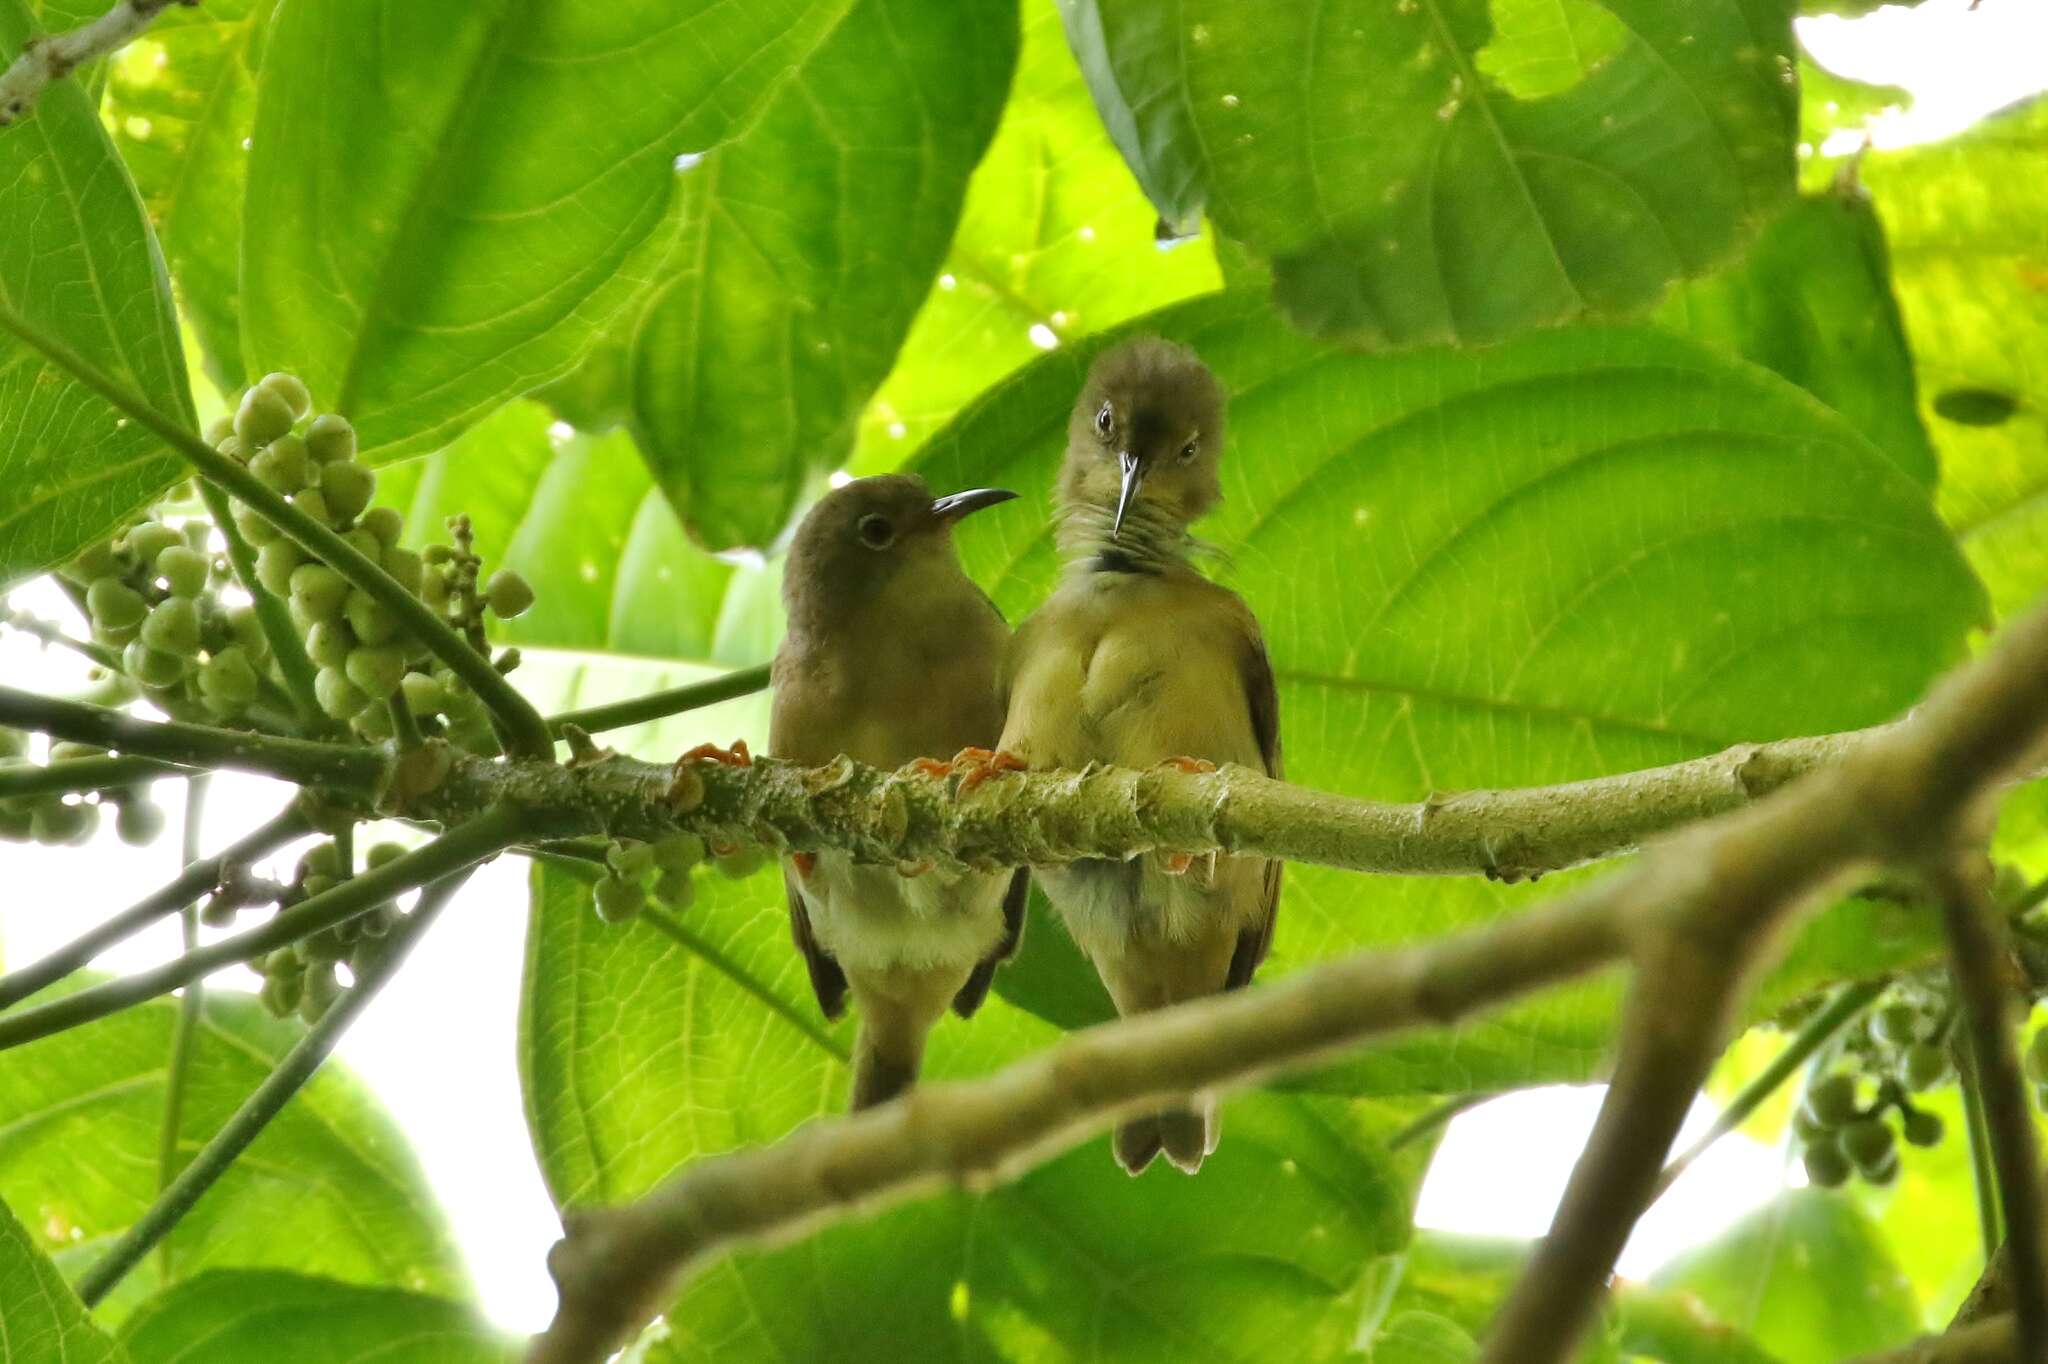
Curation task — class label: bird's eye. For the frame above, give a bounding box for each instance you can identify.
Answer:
[856,514,894,549]
[1095,402,1114,437]
[1179,439,1199,463]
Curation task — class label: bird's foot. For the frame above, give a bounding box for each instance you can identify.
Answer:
[676,739,752,768]
[895,858,935,879]
[907,756,955,778]
[1156,755,1217,775]
[1161,851,1196,875]
[951,747,1028,793]
[791,852,817,880]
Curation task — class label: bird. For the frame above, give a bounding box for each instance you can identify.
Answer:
[997,336,1282,1174]
[770,474,1030,1111]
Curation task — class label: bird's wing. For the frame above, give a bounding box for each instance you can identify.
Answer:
[785,867,848,1020]
[952,867,1031,1018]
[1227,619,1283,991]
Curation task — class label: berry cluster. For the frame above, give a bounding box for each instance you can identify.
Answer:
[1792,992,1953,1189]
[592,833,709,923]
[240,839,406,1024]
[0,730,164,845]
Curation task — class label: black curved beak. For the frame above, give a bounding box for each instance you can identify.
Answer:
[931,487,1017,525]
[1111,451,1143,540]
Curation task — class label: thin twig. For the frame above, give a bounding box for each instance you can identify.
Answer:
[0,604,119,671]
[1387,1092,1493,1151]
[0,802,307,1011]
[0,752,188,799]
[0,0,189,125]
[195,479,325,731]
[75,867,470,1306]
[545,665,772,739]
[155,774,209,1282]
[1961,1041,2004,1262]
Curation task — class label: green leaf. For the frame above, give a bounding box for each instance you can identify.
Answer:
[623,0,1017,550]
[1851,1088,1984,1326]
[0,1195,126,1364]
[1372,1311,1480,1364]
[846,0,1223,474]
[908,291,1983,1089]
[1653,1188,1920,1363]
[117,1270,518,1363]
[0,983,466,1325]
[103,0,276,391]
[0,0,191,585]
[1659,191,1934,485]
[1860,98,2048,623]
[240,0,853,462]
[1060,0,1799,346]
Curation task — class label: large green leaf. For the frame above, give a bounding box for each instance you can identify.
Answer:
[1860,98,2048,623]
[847,0,1222,474]
[239,0,852,461]
[1653,1189,1920,1363]
[908,291,1984,1089]
[118,1271,518,1364]
[103,0,275,391]
[623,0,1017,550]
[0,0,191,585]
[0,984,466,1324]
[0,1195,125,1364]
[1060,0,1799,346]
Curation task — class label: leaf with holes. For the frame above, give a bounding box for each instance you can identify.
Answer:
[906,290,1983,1086]
[0,1195,125,1364]
[240,0,852,460]
[118,1271,519,1364]
[0,983,465,1325]
[1061,0,1799,347]
[0,0,191,586]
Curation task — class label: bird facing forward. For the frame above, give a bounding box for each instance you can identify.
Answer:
[998,337,1282,1174]
[770,474,1028,1111]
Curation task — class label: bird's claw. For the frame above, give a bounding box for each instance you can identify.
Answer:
[895,859,935,879]
[1157,756,1217,775]
[951,747,1028,792]
[908,756,954,778]
[676,739,752,768]
[1161,851,1196,875]
[791,851,817,880]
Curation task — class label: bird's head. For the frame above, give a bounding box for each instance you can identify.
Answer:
[1058,337,1226,556]
[782,474,1013,629]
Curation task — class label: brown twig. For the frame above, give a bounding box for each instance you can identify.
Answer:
[0,0,191,125]
[1846,1314,2018,1364]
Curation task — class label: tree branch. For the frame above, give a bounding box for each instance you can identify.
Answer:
[1846,1315,2018,1364]
[546,664,772,739]
[0,0,188,125]
[529,596,2048,1364]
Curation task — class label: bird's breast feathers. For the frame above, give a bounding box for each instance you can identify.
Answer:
[792,852,1011,975]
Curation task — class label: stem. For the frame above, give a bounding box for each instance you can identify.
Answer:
[0,803,309,1011]
[546,665,773,739]
[0,804,526,1049]
[0,753,187,798]
[1388,1093,1492,1151]
[1960,1044,2004,1262]
[1653,977,1887,1198]
[0,605,119,671]
[388,689,422,750]
[74,868,469,1307]
[0,0,183,124]
[195,479,325,731]
[0,299,555,759]
[0,686,384,793]
[155,775,209,1283]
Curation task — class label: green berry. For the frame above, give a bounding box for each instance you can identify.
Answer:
[1901,1108,1944,1148]
[114,798,165,846]
[420,566,451,610]
[255,434,313,493]
[366,842,406,870]
[654,867,695,908]
[345,643,406,698]
[256,371,312,421]
[320,461,375,524]
[399,670,446,716]
[226,603,270,662]
[65,539,119,583]
[156,544,211,598]
[1871,1004,1922,1049]
[140,597,203,656]
[1904,1043,1951,1091]
[289,487,333,529]
[1841,1117,1895,1169]
[652,832,706,873]
[712,844,766,880]
[382,546,423,595]
[485,568,535,619]
[123,639,187,687]
[199,646,260,712]
[32,800,96,846]
[1802,1134,1851,1189]
[233,503,280,546]
[256,539,303,594]
[235,383,296,448]
[342,527,382,562]
[345,589,398,645]
[608,841,656,879]
[360,506,404,548]
[299,965,341,1024]
[124,520,182,565]
[1804,1073,1861,1128]
[201,895,239,928]
[258,976,290,1017]
[352,703,396,740]
[305,620,354,669]
[305,413,357,464]
[300,841,342,879]
[593,872,645,924]
[1861,1148,1900,1187]
[290,563,350,624]
[216,434,247,464]
[315,665,370,720]
[86,577,147,630]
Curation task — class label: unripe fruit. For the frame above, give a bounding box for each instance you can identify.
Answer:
[1841,1117,1895,1169]
[66,539,118,583]
[654,867,695,909]
[382,546,423,595]
[420,566,451,610]
[608,841,656,879]
[345,643,407,698]
[593,872,645,924]
[713,844,766,880]
[226,603,270,662]
[199,646,260,711]
[652,832,707,873]
[315,665,370,720]
[305,620,354,669]
[306,413,357,464]
[256,539,303,594]
[288,487,333,528]
[1802,1135,1851,1189]
[125,520,182,565]
[256,371,312,420]
[360,506,404,548]
[250,436,311,494]
[141,597,203,656]
[300,965,341,1023]
[400,670,446,716]
[1901,1108,1944,1148]
[233,504,280,546]
[345,589,398,645]
[86,577,147,630]
[1904,1043,1950,1091]
[49,740,102,762]
[115,798,165,846]
[1804,1073,1860,1128]
[204,414,234,446]
[156,544,211,598]
[216,434,247,464]
[352,703,396,740]
[290,563,350,624]
[236,383,296,448]
[32,800,95,846]
[342,527,382,562]
[366,842,406,870]
[485,568,535,618]
[1862,1149,1900,1186]
[123,639,187,687]
[321,461,375,524]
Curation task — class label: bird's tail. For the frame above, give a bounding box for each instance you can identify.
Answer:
[850,1025,923,1110]
[1114,1098,1215,1175]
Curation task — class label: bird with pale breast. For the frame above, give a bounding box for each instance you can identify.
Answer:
[770,474,1029,1111]
[998,337,1282,1174]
